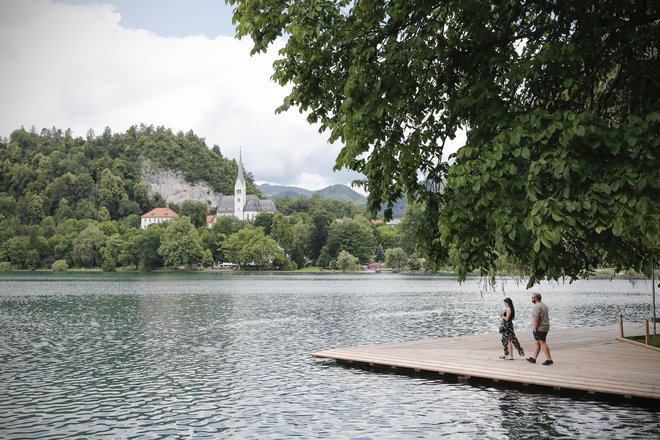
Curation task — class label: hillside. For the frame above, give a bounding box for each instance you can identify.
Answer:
[317,184,366,204]
[258,183,366,203]
[0,125,258,223]
[258,183,407,218]
[257,183,313,199]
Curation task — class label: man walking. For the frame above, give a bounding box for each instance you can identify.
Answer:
[527,292,553,365]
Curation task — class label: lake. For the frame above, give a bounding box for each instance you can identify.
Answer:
[0,272,658,439]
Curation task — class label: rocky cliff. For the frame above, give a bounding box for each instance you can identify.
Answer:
[141,162,223,208]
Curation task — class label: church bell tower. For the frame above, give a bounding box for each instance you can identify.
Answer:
[234,149,246,220]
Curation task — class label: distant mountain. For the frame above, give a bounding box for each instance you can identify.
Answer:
[258,183,366,204]
[380,197,408,219]
[316,184,366,204]
[257,183,313,199]
[257,183,408,218]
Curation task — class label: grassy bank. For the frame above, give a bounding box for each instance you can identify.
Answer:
[626,335,660,348]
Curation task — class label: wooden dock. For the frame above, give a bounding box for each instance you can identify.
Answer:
[312,324,660,402]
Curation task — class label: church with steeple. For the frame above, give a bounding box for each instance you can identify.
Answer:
[215,151,277,221]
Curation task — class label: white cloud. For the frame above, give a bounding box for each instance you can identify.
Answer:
[0,0,356,190]
[443,128,466,161]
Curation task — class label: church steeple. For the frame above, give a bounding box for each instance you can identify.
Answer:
[236,148,246,188]
[234,148,246,219]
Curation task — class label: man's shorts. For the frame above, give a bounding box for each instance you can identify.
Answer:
[533,330,548,341]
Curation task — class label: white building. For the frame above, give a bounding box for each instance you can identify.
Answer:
[216,152,277,221]
[140,207,178,229]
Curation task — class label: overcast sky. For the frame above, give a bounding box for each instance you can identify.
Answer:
[0,0,463,191]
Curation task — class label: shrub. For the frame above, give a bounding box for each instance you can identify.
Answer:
[0,261,12,272]
[52,260,69,271]
[336,250,361,272]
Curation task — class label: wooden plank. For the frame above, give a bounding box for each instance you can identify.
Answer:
[312,324,660,401]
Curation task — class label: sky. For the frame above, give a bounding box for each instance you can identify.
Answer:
[0,0,463,191]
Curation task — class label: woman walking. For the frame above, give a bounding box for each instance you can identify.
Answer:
[499,297,525,360]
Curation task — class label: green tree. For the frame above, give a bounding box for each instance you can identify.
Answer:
[18,193,45,224]
[385,247,408,271]
[120,228,141,268]
[48,233,73,262]
[118,196,140,218]
[199,227,222,261]
[72,224,106,268]
[271,212,294,255]
[254,212,274,235]
[202,249,214,267]
[52,259,69,271]
[320,216,376,266]
[213,215,244,237]
[399,203,424,255]
[55,198,75,222]
[40,216,57,238]
[208,216,245,261]
[131,183,151,212]
[374,225,400,252]
[222,226,288,269]
[310,210,332,263]
[0,193,16,219]
[74,199,97,220]
[97,168,127,219]
[73,173,95,204]
[158,217,204,268]
[375,244,385,263]
[97,206,111,222]
[44,172,76,214]
[137,224,165,271]
[5,236,31,269]
[290,219,312,268]
[101,233,126,271]
[336,250,361,272]
[180,200,208,229]
[229,0,659,285]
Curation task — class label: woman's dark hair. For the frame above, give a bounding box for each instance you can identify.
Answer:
[503,297,515,321]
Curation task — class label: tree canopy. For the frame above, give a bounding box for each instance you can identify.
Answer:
[222,226,289,269]
[336,250,361,272]
[0,122,423,272]
[229,0,659,285]
[318,215,377,265]
[158,217,205,268]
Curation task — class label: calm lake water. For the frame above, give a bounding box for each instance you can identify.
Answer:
[0,272,658,439]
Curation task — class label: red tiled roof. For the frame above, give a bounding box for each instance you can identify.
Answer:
[141,207,178,218]
[206,215,216,224]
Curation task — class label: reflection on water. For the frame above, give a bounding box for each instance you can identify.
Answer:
[0,272,658,439]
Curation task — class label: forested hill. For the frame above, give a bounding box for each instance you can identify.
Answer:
[258,183,408,218]
[257,183,366,203]
[0,124,260,222]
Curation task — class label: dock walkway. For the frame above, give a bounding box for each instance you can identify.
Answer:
[312,324,660,402]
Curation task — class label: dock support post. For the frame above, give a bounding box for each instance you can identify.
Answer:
[653,264,657,337]
[619,314,624,338]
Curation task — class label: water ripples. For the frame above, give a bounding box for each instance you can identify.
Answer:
[0,273,658,438]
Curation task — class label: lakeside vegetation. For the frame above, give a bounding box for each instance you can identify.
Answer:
[0,125,655,279]
[0,125,429,272]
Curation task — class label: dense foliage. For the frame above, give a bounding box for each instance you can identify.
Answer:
[0,124,258,221]
[0,125,422,271]
[229,0,659,285]
[0,125,255,269]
